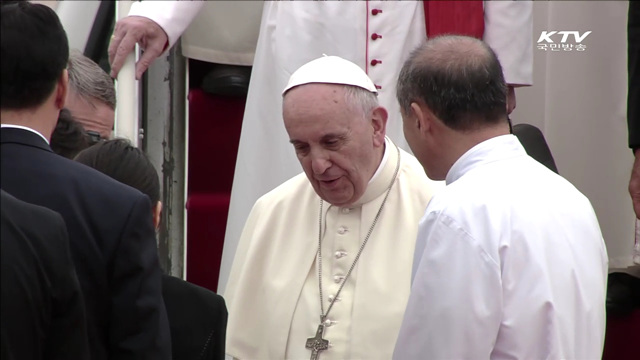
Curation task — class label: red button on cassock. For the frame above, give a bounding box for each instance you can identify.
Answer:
[370,59,382,66]
[371,33,382,40]
[371,9,382,15]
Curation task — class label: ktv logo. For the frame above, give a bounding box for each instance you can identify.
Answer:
[537,31,592,52]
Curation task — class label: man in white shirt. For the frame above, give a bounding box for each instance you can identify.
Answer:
[223,56,442,359]
[393,35,608,359]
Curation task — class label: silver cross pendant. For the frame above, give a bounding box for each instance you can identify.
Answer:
[305,324,329,360]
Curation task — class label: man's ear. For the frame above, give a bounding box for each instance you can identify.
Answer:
[55,69,69,109]
[410,102,435,136]
[370,106,388,147]
[153,201,163,230]
[411,102,439,138]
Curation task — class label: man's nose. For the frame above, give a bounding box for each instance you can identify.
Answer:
[310,151,331,175]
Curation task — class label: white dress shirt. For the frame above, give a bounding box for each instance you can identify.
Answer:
[394,135,608,360]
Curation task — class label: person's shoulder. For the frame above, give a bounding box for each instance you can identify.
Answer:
[1,190,64,228]
[397,148,445,192]
[163,275,224,301]
[162,274,227,313]
[55,155,149,202]
[1,190,68,261]
[398,147,431,180]
[254,172,314,209]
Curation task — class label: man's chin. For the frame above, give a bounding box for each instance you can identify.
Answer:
[320,193,357,208]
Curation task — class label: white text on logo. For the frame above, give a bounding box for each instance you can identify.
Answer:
[537,31,592,44]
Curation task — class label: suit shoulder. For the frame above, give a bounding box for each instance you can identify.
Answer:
[38,155,150,209]
[1,190,65,230]
[63,157,147,198]
[0,191,69,266]
[162,275,227,311]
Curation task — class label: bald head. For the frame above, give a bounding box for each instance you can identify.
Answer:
[397,35,508,131]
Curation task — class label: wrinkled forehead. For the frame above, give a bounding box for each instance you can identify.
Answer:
[283,85,364,134]
[65,91,115,138]
[283,83,362,120]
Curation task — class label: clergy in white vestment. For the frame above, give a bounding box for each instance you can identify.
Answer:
[109,1,532,293]
[393,35,608,359]
[222,56,442,359]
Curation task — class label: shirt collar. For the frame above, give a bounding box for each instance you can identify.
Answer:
[0,124,50,145]
[352,137,399,206]
[445,134,526,185]
[368,136,390,184]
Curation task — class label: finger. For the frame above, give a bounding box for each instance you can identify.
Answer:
[108,35,118,67]
[108,23,125,70]
[134,42,164,80]
[110,32,140,78]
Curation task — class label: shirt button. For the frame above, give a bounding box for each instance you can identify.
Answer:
[341,208,351,214]
[337,226,348,235]
[371,9,382,15]
[334,275,344,283]
[335,251,347,259]
[324,319,334,327]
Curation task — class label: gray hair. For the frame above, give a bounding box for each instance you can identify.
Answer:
[282,83,379,119]
[343,85,379,119]
[67,49,116,109]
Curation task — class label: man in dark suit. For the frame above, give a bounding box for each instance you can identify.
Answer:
[0,3,170,359]
[75,139,228,360]
[1,190,90,360]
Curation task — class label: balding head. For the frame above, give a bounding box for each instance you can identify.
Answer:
[397,35,508,131]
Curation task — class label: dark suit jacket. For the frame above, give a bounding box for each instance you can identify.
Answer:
[629,1,639,149]
[1,190,90,360]
[0,128,171,360]
[162,274,228,360]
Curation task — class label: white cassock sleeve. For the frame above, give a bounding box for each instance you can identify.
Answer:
[393,212,503,359]
[128,0,205,54]
[483,0,533,86]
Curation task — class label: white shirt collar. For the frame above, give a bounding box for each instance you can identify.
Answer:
[0,124,50,145]
[445,134,526,185]
[368,137,390,184]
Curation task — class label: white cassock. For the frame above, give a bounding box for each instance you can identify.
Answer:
[224,139,442,359]
[128,0,533,292]
[394,135,608,360]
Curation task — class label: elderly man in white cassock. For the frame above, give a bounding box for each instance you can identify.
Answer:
[393,36,608,359]
[222,55,442,359]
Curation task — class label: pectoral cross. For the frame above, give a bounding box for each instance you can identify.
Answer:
[305,324,329,360]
